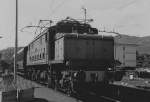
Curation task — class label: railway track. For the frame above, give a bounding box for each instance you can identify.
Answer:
[74,90,120,102]
[17,71,150,102]
[17,73,118,102]
[74,84,120,102]
[17,71,120,102]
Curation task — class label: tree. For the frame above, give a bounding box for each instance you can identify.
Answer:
[0,53,2,60]
[0,60,10,72]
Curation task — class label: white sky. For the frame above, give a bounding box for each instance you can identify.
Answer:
[0,0,150,50]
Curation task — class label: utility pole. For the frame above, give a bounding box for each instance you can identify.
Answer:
[82,7,87,24]
[14,0,18,84]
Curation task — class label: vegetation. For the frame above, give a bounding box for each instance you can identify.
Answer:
[137,53,150,68]
[0,47,23,72]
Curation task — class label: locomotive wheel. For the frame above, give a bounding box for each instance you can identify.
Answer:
[66,83,73,96]
[114,71,124,81]
[66,89,72,96]
[47,77,52,88]
[54,80,59,90]
[47,76,55,89]
[37,71,41,82]
[35,71,38,81]
[27,69,32,79]
[32,70,36,81]
[25,70,29,79]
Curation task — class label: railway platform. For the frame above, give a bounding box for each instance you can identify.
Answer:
[2,74,150,102]
[1,75,79,102]
[113,76,150,89]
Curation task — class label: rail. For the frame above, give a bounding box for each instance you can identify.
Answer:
[17,71,150,102]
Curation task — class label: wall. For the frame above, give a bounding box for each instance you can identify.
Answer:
[115,43,137,68]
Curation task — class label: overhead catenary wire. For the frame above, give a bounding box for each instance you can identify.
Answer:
[20,0,71,37]
[34,20,42,36]
[31,0,67,36]
[31,0,69,36]
[49,0,69,17]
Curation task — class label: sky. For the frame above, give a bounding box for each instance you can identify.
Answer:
[0,0,150,50]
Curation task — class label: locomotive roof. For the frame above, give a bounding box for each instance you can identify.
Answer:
[55,33,114,40]
[28,18,99,46]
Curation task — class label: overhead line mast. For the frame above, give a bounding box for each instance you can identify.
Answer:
[26,20,53,29]
[82,7,87,24]
[14,0,18,84]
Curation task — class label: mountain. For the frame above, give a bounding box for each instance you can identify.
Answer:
[114,34,150,54]
[137,36,150,54]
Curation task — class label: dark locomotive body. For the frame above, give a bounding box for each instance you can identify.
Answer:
[23,18,116,92]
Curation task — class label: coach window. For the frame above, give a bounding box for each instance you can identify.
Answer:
[35,55,36,61]
[36,55,37,60]
[36,55,38,60]
[35,48,37,52]
[45,34,48,42]
[123,46,125,51]
[38,54,40,60]
[44,48,45,52]
[40,54,41,59]
[43,53,45,59]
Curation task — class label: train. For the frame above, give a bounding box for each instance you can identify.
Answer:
[17,17,124,93]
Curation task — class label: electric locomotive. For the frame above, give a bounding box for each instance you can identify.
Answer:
[24,17,116,93]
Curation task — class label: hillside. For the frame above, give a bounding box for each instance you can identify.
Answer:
[115,34,150,54]
[0,47,23,63]
[137,36,150,54]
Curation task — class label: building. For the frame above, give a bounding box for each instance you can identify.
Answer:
[114,35,137,68]
[99,32,137,68]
